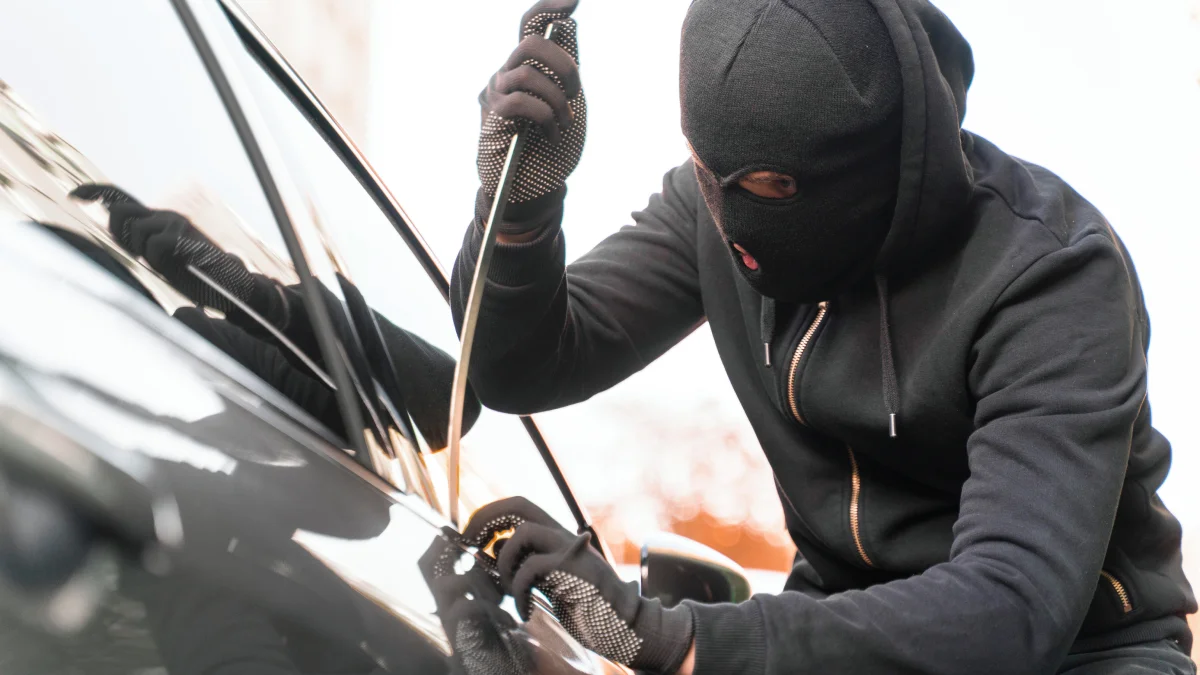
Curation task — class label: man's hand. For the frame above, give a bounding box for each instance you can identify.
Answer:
[419,528,533,675]
[70,183,256,315]
[462,498,695,674]
[477,0,586,235]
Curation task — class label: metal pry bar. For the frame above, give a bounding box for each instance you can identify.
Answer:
[447,22,561,527]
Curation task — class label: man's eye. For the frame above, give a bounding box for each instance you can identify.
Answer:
[737,173,798,199]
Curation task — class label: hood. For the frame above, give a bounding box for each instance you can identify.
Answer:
[679,0,976,438]
[863,0,976,436]
[868,0,975,275]
[678,0,975,278]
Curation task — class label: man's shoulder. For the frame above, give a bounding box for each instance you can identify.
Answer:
[967,134,1114,254]
[936,135,1139,317]
[632,159,706,232]
[663,158,701,199]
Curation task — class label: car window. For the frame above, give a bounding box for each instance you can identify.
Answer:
[219,12,579,530]
[0,0,348,439]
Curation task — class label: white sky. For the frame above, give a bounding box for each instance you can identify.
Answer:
[367,1,1200,556]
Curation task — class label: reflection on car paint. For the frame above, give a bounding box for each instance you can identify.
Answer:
[0,225,448,671]
[293,501,451,654]
[34,378,239,477]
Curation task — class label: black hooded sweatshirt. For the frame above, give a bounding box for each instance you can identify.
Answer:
[450,0,1195,672]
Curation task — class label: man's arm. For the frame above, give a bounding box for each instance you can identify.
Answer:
[680,231,1143,674]
[450,161,706,414]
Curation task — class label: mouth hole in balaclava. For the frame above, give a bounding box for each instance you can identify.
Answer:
[731,242,760,270]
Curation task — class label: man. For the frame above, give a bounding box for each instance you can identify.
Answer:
[450,0,1196,673]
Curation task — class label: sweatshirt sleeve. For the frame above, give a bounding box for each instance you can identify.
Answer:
[685,231,1145,675]
[450,161,706,414]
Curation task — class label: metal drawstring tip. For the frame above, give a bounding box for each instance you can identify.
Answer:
[889,414,897,438]
[764,343,772,368]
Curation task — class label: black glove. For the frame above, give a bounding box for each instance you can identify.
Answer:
[70,183,262,317]
[420,529,534,675]
[477,0,586,232]
[462,498,695,674]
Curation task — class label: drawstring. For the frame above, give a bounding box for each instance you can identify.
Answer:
[875,275,900,438]
[761,296,777,367]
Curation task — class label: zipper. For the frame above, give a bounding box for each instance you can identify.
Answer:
[787,302,829,425]
[1100,570,1133,613]
[780,303,874,569]
[847,448,875,568]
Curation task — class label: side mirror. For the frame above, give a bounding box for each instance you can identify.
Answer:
[639,532,752,607]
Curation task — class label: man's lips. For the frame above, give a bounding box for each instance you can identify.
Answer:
[732,243,759,271]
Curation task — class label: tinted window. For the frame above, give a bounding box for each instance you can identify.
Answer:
[0,0,346,438]
[220,16,578,530]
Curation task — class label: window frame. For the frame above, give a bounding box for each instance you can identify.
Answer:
[213,0,602,546]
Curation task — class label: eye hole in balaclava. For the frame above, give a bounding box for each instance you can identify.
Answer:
[682,0,903,303]
[738,172,800,200]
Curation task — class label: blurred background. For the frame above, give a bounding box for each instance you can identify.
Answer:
[239,0,1200,620]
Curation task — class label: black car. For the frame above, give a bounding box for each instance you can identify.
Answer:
[0,1,750,673]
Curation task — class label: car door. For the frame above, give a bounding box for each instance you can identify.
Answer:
[0,1,627,673]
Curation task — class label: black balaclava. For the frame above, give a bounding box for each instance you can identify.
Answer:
[681,0,903,303]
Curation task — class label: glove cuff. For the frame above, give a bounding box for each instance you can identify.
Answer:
[244,275,293,330]
[631,599,695,674]
[475,186,566,237]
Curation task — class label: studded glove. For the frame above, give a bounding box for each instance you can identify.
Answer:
[70,183,272,318]
[463,498,695,674]
[477,0,586,232]
[420,529,534,675]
